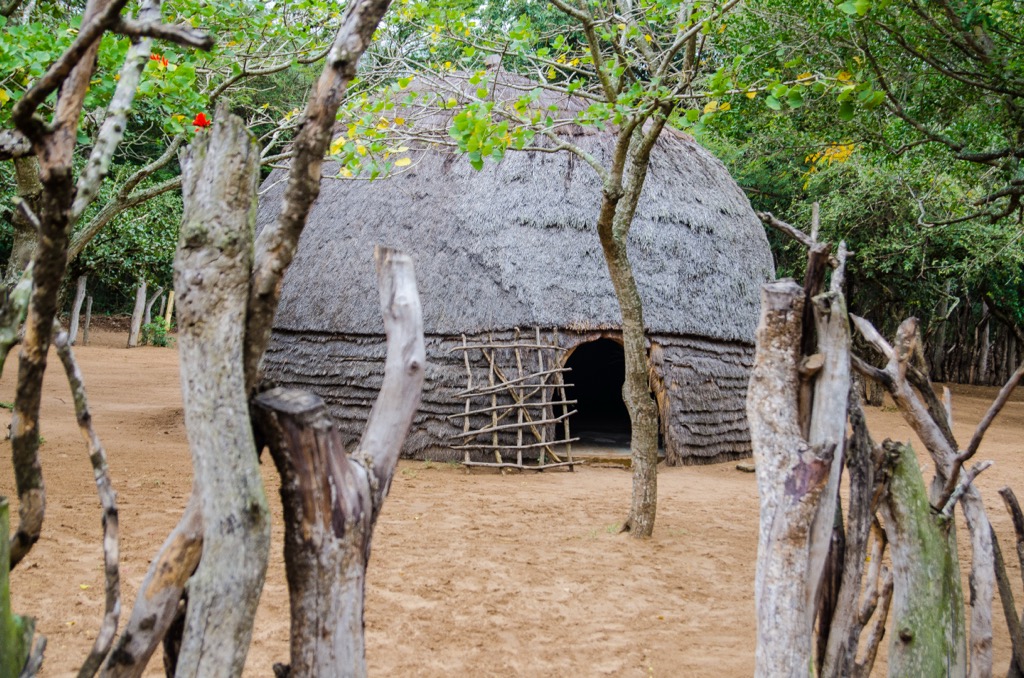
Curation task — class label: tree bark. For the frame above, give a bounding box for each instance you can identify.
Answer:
[252,247,424,677]
[126,279,146,348]
[748,280,838,677]
[83,295,93,346]
[69,274,87,344]
[171,110,269,678]
[3,155,42,287]
[820,386,884,677]
[879,441,966,678]
[101,498,201,678]
[596,116,666,538]
[1,498,36,676]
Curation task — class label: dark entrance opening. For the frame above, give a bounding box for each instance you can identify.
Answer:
[563,338,632,446]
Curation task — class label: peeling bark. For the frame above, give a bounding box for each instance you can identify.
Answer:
[749,280,838,677]
[171,110,269,678]
[126,280,146,348]
[879,441,966,678]
[69,274,87,345]
[253,248,424,676]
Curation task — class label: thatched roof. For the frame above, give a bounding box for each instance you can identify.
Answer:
[256,72,774,343]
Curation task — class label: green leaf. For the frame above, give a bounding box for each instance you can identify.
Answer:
[838,100,855,120]
[838,2,858,15]
[765,95,782,110]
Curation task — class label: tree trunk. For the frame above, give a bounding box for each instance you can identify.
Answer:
[143,286,164,328]
[1,498,35,677]
[252,247,424,677]
[69,273,87,344]
[748,280,838,677]
[172,111,270,678]
[596,117,667,539]
[821,386,884,677]
[163,290,175,329]
[930,281,951,382]
[3,155,42,288]
[256,391,373,676]
[82,295,92,346]
[879,441,966,678]
[126,279,146,348]
[603,232,660,537]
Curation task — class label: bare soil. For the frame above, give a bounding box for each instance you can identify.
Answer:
[1,328,1022,677]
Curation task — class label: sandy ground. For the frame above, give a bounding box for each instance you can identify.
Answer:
[0,327,1022,677]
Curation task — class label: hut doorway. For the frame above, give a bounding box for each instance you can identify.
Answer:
[563,338,632,446]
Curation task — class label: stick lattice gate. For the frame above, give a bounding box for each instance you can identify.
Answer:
[448,327,582,471]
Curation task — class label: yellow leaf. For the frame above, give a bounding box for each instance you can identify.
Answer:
[0,89,10,107]
[377,118,390,129]
[718,101,731,111]
[356,145,367,156]
[797,71,813,81]
[329,137,345,155]
[79,584,90,590]
[644,34,652,43]
[444,61,452,69]
[745,91,757,99]
[347,124,358,139]
[547,66,556,80]
[617,22,626,31]
[703,100,719,114]
[718,22,726,33]
[837,70,852,83]
[394,117,405,125]
[395,157,412,167]
[338,167,353,178]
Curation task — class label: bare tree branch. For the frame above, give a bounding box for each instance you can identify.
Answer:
[110,18,213,49]
[53,326,120,678]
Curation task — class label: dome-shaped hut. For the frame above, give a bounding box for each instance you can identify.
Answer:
[256,73,774,465]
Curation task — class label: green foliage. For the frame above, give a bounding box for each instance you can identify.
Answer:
[141,320,173,347]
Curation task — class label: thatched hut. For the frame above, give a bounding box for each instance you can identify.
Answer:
[256,73,774,465]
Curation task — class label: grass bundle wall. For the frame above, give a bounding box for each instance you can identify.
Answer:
[263,328,754,465]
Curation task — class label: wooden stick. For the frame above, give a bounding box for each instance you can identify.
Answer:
[486,335,501,466]
[514,329,524,467]
[453,438,580,451]
[462,460,584,471]
[940,460,993,518]
[552,328,573,467]
[537,334,548,466]
[992,527,1024,674]
[461,334,472,466]
[454,366,569,396]
[53,326,120,678]
[999,487,1024,591]
[445,399,578,419]
[449,342,568,352]
[452,410,578,438]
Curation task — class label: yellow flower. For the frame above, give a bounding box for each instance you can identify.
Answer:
[644,34,653,43]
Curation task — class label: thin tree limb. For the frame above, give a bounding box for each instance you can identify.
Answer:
[53,326,120,678]
[245,0,395,392]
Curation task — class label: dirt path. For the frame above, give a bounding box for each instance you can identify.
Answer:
[0,329,1021,676]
